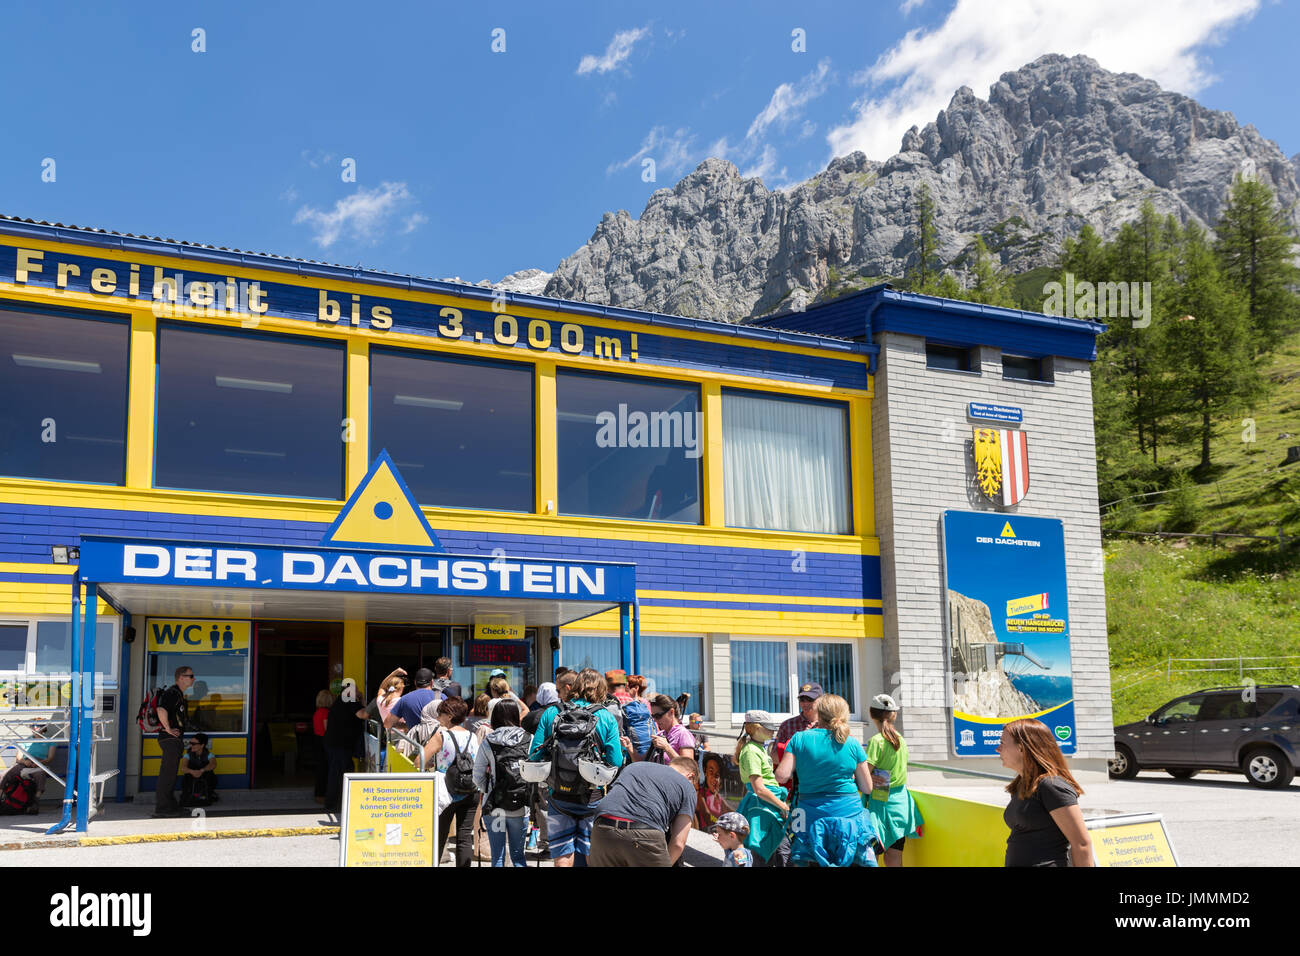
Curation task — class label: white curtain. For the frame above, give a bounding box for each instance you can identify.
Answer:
[723,393,849,533]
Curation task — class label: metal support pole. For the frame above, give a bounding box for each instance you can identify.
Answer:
[632,598,642,676]
[48,573,82,835]
[75,584,98,833]
[619,603,632,673]
[115,612,132,802]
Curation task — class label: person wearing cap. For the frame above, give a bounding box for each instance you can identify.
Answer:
[385,667,439,731]
[605,669,633,705]
[771,682,821,805]
[588,757,699,867]
[710,812,754,867]
[865,693,923,867]
[178,732,218,807]
[734,709,791,866]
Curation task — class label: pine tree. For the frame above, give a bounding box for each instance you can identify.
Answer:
[907,184,940,291]
[1162,220,1265,472]
[1213,174,1300,355]
[967,237,1016,306]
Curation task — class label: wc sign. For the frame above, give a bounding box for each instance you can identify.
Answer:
[147,619,251,654]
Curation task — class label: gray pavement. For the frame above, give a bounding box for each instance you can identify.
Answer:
[5,770,1291,866]
[0,791,727,866]
[918,769,1300,866]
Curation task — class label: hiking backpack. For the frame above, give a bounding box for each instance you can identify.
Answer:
[136,687,166,734]
[443,729,478,797]
[621,698,654,758]
[484,736,531,813]
[1,771,37,812]
[546,701,611,804]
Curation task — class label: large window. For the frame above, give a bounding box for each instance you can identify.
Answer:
[370,349,533,512]
[0,618,119,681]
[557,370,701,523]
[155,326,344,499]
[560,634,620,676]
[642,635,706,717]
[0,304,129,484]
[723,391,850,534]
[730,638,858,718]
[148,645,249,735]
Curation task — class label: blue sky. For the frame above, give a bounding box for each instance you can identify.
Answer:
[1,0,1295,284]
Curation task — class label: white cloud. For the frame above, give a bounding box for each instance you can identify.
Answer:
[607,126,696,177]
[294,182,424,248]
[741,144,788,184]
[827,0,1260,162]
[577,26,650,75]
[747,58,832,140]
[900,0,926,13]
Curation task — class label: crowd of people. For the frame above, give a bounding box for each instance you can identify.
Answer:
[291,659,1092,868]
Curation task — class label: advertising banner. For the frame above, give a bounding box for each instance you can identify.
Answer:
[942,511,1075,757]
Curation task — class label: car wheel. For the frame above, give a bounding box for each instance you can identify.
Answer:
[1109,744,1139,780]
[1241,748,1295,789]
[1167,769,1198,779]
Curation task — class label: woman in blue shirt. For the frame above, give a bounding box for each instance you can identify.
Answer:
[775,693,879,867]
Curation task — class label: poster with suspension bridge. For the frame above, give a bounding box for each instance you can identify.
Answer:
[941,510,1076,757]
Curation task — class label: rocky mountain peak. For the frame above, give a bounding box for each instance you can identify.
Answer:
[543,54,1300,323]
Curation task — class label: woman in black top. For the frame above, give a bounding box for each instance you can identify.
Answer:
[997,718,1093,867]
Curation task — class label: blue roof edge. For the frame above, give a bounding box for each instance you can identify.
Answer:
[751,283,1107,361]
[0,217,875,359]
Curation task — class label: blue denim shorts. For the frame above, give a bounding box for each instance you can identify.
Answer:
[546,795,599,859]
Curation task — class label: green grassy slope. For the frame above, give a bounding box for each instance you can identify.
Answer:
[1105,539,1300,724]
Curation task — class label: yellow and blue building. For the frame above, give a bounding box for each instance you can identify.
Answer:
[0,214,1111,826]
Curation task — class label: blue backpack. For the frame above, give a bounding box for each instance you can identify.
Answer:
[621,698,654,758]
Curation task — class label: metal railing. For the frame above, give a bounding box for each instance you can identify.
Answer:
[1112,655,1300,693]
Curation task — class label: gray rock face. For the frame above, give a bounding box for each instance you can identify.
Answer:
[543,54,1300,322]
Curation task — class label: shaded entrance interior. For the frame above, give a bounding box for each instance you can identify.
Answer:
[366,624,446,694]
[253,621,339,789]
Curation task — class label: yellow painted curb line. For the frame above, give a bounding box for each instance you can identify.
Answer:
[0,825,338,852]
[79,826,338,847]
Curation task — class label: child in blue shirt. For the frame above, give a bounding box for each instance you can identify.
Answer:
[710,812,754,867]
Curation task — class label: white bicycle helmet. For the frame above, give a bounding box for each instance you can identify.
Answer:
[520,760,551,784]
[578,758,618,787]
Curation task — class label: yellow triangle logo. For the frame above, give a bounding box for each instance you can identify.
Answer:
[1000,521,1015,538]
[320,451,444,551]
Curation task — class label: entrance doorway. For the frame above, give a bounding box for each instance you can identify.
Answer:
[366,624,445,693]
[253,621,339,789]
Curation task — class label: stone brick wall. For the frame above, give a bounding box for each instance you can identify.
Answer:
[872,332,1111,775]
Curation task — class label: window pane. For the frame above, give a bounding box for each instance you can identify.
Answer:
[370,350,533,511]
[0,306,129,484]
[155,326,344,498]
[561,634,620,675]
[34,621,115,675]
[926,345,971,372]
[731,640,788,715]
[642,635,705,717]
[557,370,701,523]
[723,392,849,533]
[148,650,248,734]
[797,642,854,713]
[0,625,25,671]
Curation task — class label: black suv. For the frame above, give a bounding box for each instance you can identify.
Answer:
[1110,685,1300,788]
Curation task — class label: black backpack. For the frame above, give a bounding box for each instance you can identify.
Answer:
[443,729,477,797]
[546,701,611,805]
[484,735,530,813]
